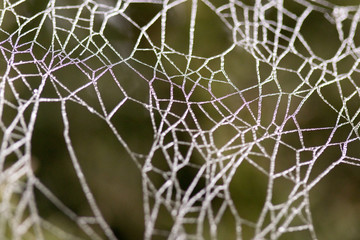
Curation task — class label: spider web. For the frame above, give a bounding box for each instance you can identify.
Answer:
[1,0,360,239]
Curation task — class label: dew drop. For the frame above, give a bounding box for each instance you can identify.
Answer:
[88,107,95,113]
[333,7,348,22]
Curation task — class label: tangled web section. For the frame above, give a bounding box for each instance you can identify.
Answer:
[1,0,360,239]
